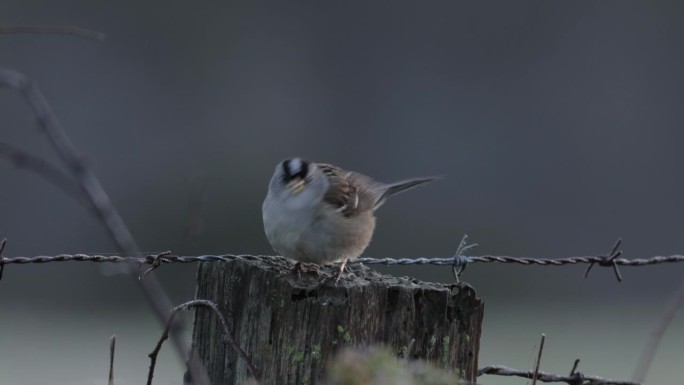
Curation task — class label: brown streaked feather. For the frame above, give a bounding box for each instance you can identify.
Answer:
[318,163,386,218]
[318,163,439,218]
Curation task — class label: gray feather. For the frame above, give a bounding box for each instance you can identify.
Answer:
[375,176,440,209]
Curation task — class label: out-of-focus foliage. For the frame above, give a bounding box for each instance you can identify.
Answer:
[325,347,460,385]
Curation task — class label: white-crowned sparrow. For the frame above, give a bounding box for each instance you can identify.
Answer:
[262,158,438,273]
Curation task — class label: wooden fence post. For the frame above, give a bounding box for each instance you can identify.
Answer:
[191,256,484,384]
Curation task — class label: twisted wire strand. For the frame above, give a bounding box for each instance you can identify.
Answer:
[478,365,638,385]
[2,253,684,266]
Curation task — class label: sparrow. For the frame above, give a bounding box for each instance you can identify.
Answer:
[262,158,438,277]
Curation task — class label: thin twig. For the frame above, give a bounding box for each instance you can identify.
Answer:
[0,67,206,384]
[109,335,115,385]
[0,68,140,254]
[0,25,105,40]
[632,276,684,382]
[147,299,259,385]
[532,334,546,385]
[478,365,639,385]
[0,141,88,204]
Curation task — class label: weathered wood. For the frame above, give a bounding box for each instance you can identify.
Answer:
[191,256,484,385]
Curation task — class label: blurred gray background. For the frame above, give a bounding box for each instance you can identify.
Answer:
[1,1,683,384]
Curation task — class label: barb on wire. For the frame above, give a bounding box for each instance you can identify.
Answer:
[3,241,684,281]
[451,234,477,282]
[478,365,639,385]
[139,251,171,280]
[479,335,639,385]
[147,299,258,385]
[532,334,546,385]
[584,238,623,282]
[570,359,581,376]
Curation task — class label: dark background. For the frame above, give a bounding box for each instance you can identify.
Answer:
[1,1,683,384]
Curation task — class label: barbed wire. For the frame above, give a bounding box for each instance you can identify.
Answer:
[0,238,667,385]
[478,365,638,385]
[3,251,684,267]
[1,238,683,282]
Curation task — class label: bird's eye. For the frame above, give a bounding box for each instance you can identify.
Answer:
[281,158,309,183]
[295,160,309,179]
[281,159,293,182]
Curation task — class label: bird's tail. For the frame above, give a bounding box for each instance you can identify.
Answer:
[384,176,441,198]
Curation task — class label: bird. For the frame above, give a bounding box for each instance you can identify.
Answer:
[262,157,439,278]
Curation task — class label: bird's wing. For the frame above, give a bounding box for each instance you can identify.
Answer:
[317,163,386,218]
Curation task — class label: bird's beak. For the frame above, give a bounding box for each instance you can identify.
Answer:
[287,178,306,194]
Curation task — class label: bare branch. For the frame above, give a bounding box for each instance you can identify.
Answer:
[0,141,88,204]
[0,25,105,41]
[147,299,258,385]
[0,68,139,253]
[109,335,115,385]
[0,67,206,383]
[632,277,684,382]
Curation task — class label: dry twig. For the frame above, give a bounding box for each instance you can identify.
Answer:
[0,67,206,383]
[632,276,684,382]
[147,299,258,385]
[0,141,87,203]
[0,25,105,40]
[109,335,116,385]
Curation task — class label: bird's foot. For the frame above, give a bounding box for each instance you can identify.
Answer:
[291,261,324,278]
[291,262,304,278]
[319,259,349,284]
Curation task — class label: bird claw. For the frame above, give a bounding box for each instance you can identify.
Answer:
[318,259,350,284]
[334,259,349,283]
[291,262,304,278]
